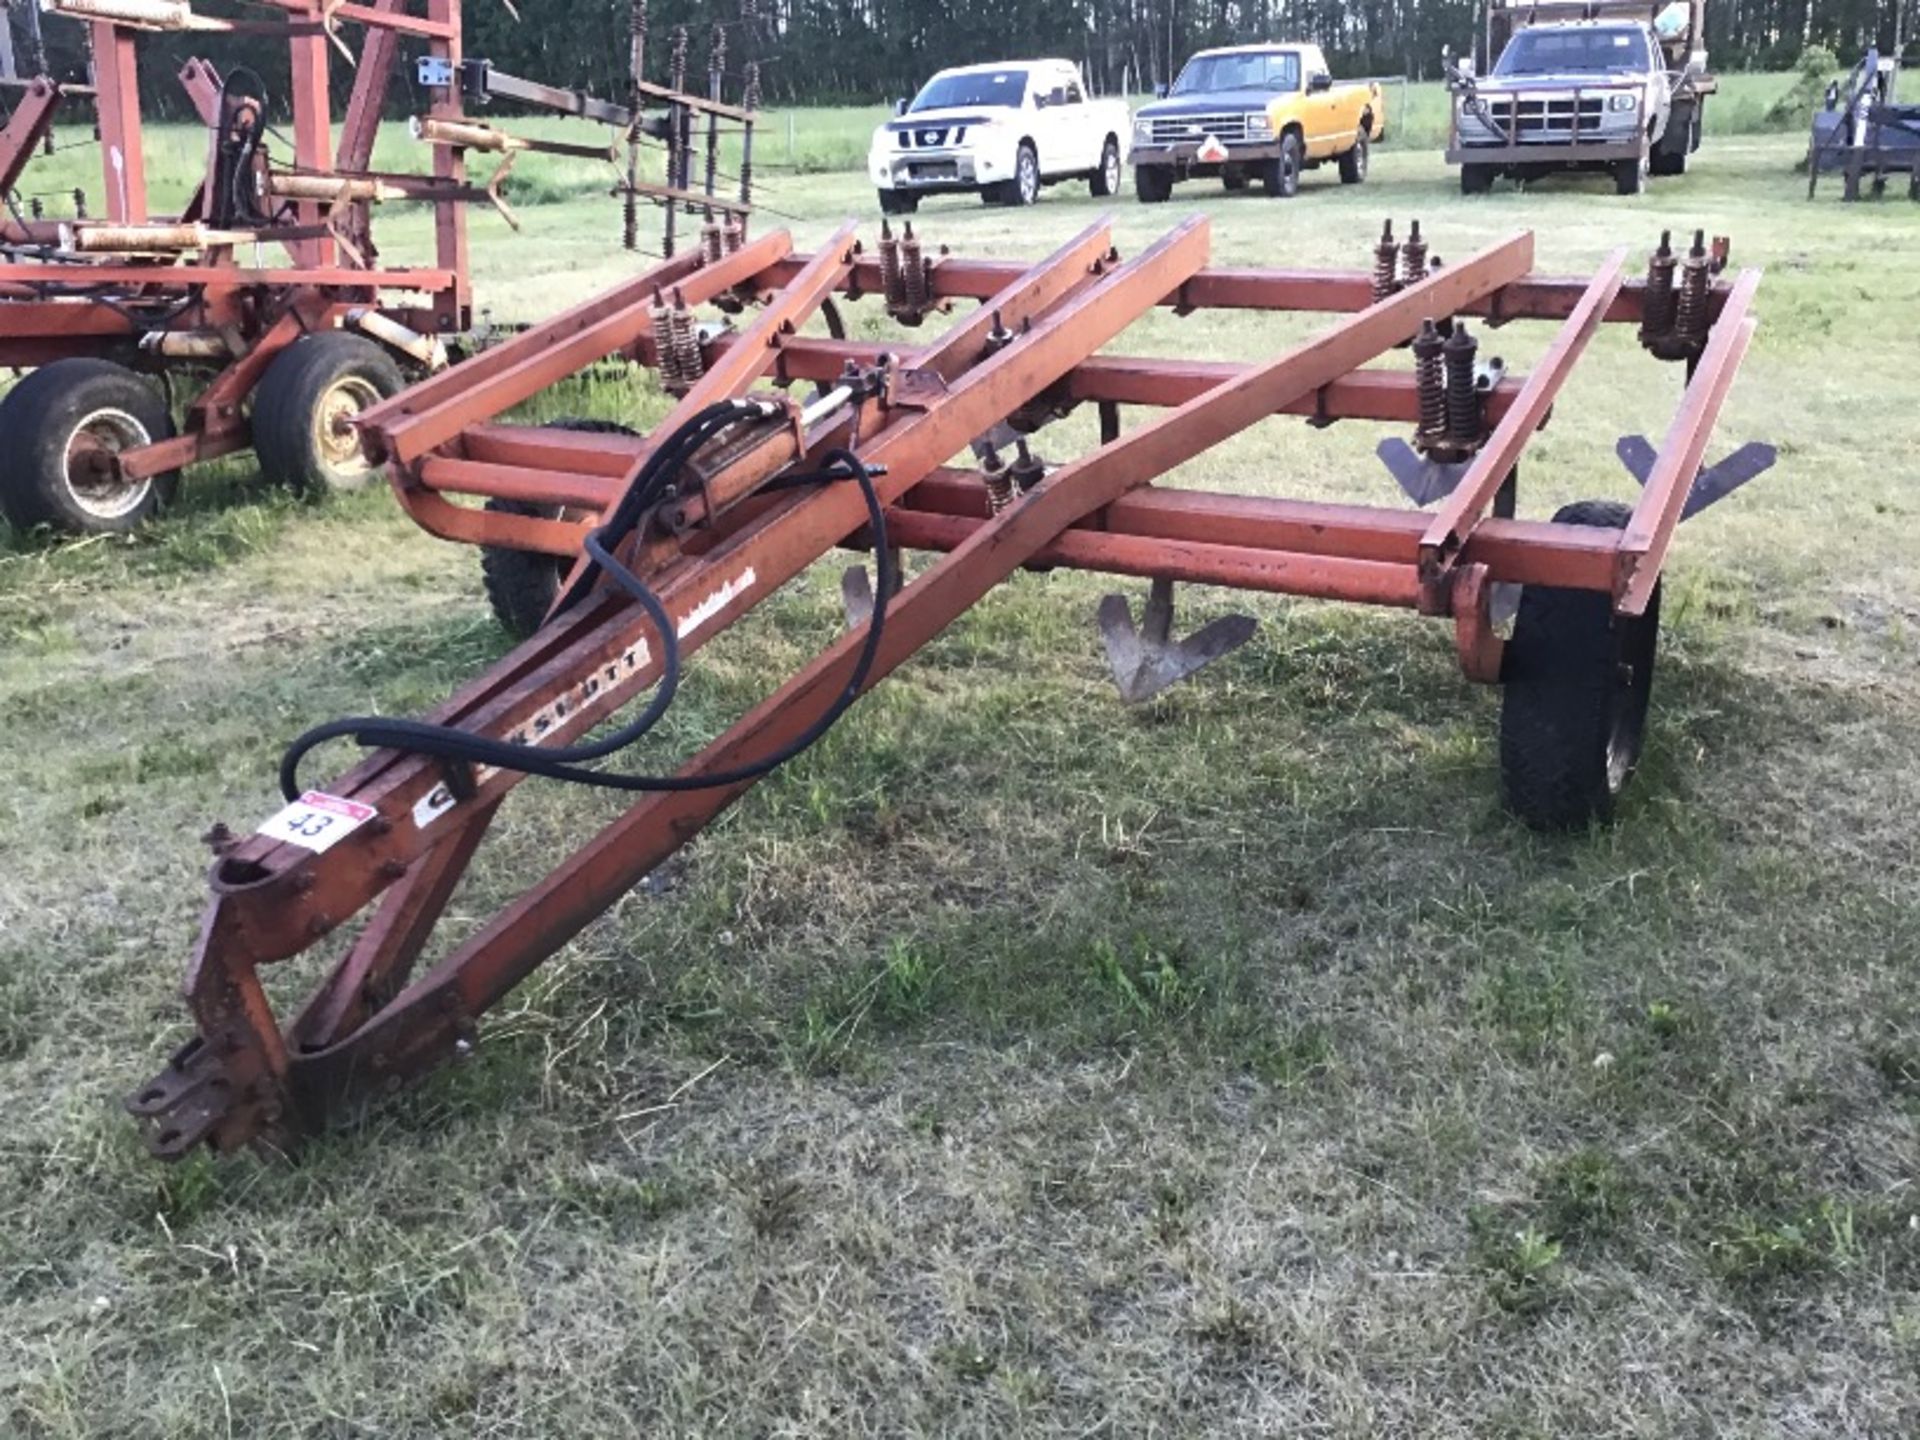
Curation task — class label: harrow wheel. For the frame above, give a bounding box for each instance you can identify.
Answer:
[1498,500,1662,831]
[0,358,178,536]
[481,418,639,639]
[253,331,405,496]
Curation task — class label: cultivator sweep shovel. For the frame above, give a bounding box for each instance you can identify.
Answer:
[130,213,1770,1159]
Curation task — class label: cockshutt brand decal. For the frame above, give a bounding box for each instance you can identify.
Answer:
[413,569,763,810]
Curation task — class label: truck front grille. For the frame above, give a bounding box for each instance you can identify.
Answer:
[1481,96,1609,140]
[1147,113,1250,145]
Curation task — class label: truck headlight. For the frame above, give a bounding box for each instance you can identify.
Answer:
[1133,117,1152,141]
[1607,92,1639,112]
[1246,113,1274,139]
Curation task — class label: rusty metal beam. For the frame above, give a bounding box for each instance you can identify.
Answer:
[365,235,785,468]
[763,253,1728,327]
[1618,268,1763,615]
[1419,248,1628,578]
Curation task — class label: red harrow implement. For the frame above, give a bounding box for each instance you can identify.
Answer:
[128,214,1771,1159]
[0,0,759,534]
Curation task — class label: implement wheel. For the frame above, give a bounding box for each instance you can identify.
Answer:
[1498,501,1662,830]
[481,418,638,640]
[253,332,405,496]
[0,358,178,535]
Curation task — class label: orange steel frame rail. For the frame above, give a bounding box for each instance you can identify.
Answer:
[127,215,1765,1161]
[0,0,473,478]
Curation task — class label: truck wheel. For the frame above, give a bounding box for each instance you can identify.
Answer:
[1613,154,1648,195]
[1651,105,1695,176]
[1339,132,1369,184]
[1011,142,1040,206]
[1222,170,1250,192]
[1089,137,1122,198]
[1460,163,1495,195]
[878,188,918,215]
[480,419,636,639]
[1263,133,1303,197]
[254,332,406,496]
[1135,164,1173,203]
[1498,501,1661,830]
[0,358,179,535]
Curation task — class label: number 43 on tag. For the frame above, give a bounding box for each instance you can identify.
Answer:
[257,791,379,853]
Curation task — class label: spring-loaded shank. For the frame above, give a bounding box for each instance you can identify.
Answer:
[1371,218,1400,304]
[1413,317,1446,445]
[1401,220,1429,288]
[1641,228,1677,341]
[1675,228,1711,349]
[1443,320,1481,446]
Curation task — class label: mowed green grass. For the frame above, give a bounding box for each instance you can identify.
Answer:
[2,122,1918,1436]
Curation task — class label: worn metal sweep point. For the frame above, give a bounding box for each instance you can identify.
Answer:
[1098,577,1257,705]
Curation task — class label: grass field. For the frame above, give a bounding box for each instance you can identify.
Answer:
[2,119,1918,1436]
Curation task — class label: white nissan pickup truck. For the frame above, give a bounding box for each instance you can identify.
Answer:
[869,59,1130,212]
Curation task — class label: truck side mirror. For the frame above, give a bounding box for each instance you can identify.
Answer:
[1307,73,1333,94]
[893,97,908,117]
[1154,82,1169,99]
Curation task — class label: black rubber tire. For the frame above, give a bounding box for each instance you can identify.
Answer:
[0,358,179,535]
[1263,132,1303,197]
[877,188,918,215]
[1460,163,1495,195]
[1339,132,1369,184]
[253,331,406,496]
[1089,137,1122,197]
[1499,500,1662,831]
[1614,154,1648,195]
[1010,142,1040,206]
[1135,164,1173,203]
[1222,171,1250,192]
[480,418,637,640]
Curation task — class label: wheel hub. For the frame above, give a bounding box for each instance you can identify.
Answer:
[312,375,381,477]
[62,406,153,520]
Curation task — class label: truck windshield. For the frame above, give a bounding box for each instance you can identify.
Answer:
[1172,51,1301,95]
[910,69,1028,112]
[1494,27,1652,77]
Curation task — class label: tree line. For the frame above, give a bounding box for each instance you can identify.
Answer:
[11,0,1913,118]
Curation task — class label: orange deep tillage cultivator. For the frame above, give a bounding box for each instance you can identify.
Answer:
[129,212,1773,1159]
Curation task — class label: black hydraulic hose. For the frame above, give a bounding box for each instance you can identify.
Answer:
[279,400,759,798]
[278,434,892,800]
